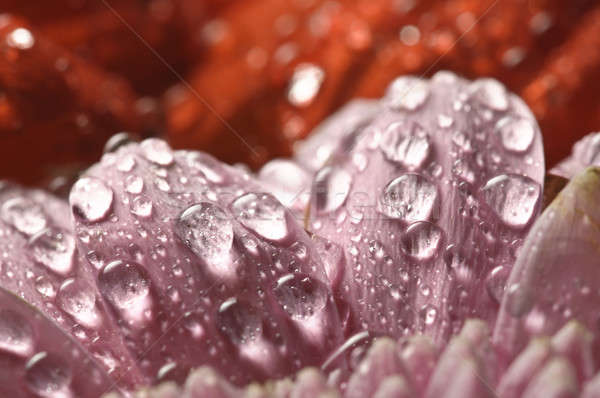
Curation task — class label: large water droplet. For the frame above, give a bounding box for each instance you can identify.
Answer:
[231,193,288,241]
[140,139,174,166]
[385,77,429,111]
[287,63,325,107]
[481,174,540,228]
[496,116,536,153]
[0,309,34,357]
[380,174,438,223]
[258,159,311,209]
[313,166,352,214]
[470,78,509,111]
[274,274,328,320]
[1,197,47,235]
[98,261,153,327]
[400,222,443,260]
[29,228,75,275]
[217,298,262,345]
[175,203,234,271]
[57,278,102,329]
[25,352,72,398]
[380,122,431,170]
[70,177,113,223]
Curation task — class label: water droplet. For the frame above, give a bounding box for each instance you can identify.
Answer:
[287,63,325,107]
[130,196,153,218]
[117,155,136,172]
[380,122,431,169]
[274,274,328,320]
[419,304,438,325]
[35,276,56,298]
[486,265,509,304]
[98,261,153,327]
[29,228,75,275]
[175,203,234,272]
[217,298,262,345]
[385,77,429,111]
[70,177,113,223]
[400,222,443,260]
[496,116,536,153]
[0,309,34,357]
[125,175,144,194]
[437,114,454,128]
[470,79,509,111]
[25,352,72,398]
[7,28,35,50]
[231,193,288,241]
[481,174,540,228]
[57,278,102,329]
[313,166,352,214]
[1,197,47,235]
[140,139,174,166]
[104,132,136,154]
[506,283,533,317]
[380,174,438,223]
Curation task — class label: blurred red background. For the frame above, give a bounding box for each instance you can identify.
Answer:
[1,0,599,186]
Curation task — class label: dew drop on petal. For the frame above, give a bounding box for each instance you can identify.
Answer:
[380,174,438,223]
[217,298,262,345]
[480,174,540,228]
[486,265,510,304]
[400,222,443,260]
[57,278,102,329]
[130,196,153,218]
[0,309,34,357]
[29,228,75,276]
[496,116,536,153]
[231,193,288,241]
[313,166,352,214]
[385,77,429,111]
[470,78,509,111]
[98,261,153,327]
[140,139,174,166]
[125,175,144,194]
[70,177,113,223]
[1,197,47,236]
[25,352,72,398]
[175,202,234,269]
[505,283,533,317]
[380,122,431,169]
[274,274,328,320]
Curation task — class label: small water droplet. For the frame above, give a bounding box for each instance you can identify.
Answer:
[140,139,174,166]
[419,304,437,325]
[98,261,153,327]
[313,166,352,214]
[25,352,72,398]
[35,276,56,298]
[437,114,454,128]
[0,309,34,357]
[29,228,75,275]
[130,196,153,218]
[57,278,102,329]
[470,79,509,111]
[70,177,113,223]
[486,265,509,304]
[231,193,288,241]
[496,116,536,153]
[400,222,443,260]
[217,298,262,345]
[481,174,540,228]
[287,63,325,107]
[274,274,328,320]
[380,174,438,223]
[125,175,144,194]
[385,77,429,111]
[380,122,431,169]
[117,155,136,172]
[1,197,47,235]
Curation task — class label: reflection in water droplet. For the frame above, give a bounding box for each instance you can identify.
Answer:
[140,139,174,166]
[217,298,262,345]
[70,177,113,223]
[274,274,328,320]
[481,174,540,228]
[380,122,431,170]
[29,228,75,275]
[57,278,102,329]
[380,174,438,223]
[313,166,352,214]
[1,197,47,235]
[400,222,443,260]
[231,193,288,241]
[25,352,73,398]
[175,203,234,276]
[496,116,536,153]
[0,309,34,357]
[98,261,153,327]
[385,77,429,111]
